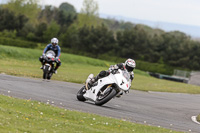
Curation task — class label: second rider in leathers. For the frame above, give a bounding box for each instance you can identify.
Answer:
[39,37,61,74]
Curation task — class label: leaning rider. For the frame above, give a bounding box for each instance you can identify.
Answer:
[87,58,136,90]
[39,37,61,74]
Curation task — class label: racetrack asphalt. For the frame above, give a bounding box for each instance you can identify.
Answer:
[0,74,200,132]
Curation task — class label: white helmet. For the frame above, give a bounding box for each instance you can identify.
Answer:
[51,38,58,45]
[125,58,136,72]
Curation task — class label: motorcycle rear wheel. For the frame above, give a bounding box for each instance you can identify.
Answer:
[95,88,117,106]
[77,86,87,101]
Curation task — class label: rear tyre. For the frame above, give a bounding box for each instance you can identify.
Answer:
[43,66,49,79]
[77,86,87,101]
[95,88,117,106]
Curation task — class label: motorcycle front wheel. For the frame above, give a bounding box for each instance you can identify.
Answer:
[95,87,117,106]
[77,86,87,101]
[47,72,53,80]
[43,66,49,79]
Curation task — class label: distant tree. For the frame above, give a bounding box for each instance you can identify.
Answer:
[56,9,77,27]
[77,25,91,51]
[35,22,48,42]
[102,19,120,31]
[148,34,164,63]
[59,2,76,14]
[38,5,58,24]
[43,21,60,43]
[77,0,101,28]
[116,28,137,58]
[18,22,35,39]
[3,0,41,24]
[119,21,135,30]
[0,8,28,31]
[77,24,115,56]
[116,26,149,60]
[38,4,76,32]
[60,24,79,48]
[160,32,188,64]
[81,0,98,16]
[58,3,77,27]
[89,24,115,55]
[190,42,200,69]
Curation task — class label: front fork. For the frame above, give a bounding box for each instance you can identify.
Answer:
[100,84,112,95]
[43,64,52,72]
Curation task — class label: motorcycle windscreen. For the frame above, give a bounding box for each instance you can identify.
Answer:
[46,50,55,58]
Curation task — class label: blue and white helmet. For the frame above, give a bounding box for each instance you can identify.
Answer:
[51,37,58,45]
[125,58,136,72]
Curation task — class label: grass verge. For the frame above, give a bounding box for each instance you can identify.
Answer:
[0,95,182,133]
[197,115,200,122]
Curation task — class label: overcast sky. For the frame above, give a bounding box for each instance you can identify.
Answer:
[37,0,200,27]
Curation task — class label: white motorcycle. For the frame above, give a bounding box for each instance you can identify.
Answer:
[77,69,131,106]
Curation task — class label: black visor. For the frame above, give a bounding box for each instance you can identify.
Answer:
[126,65,134,72]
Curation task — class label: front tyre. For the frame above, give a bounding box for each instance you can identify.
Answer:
[95,88,117,106]
[77,86,87,101]
[43,66,49,79]
[47,72,53,80]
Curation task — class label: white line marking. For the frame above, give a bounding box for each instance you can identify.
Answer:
[191,116,200,125]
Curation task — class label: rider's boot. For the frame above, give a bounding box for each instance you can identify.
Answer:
[53,65,59,74]
[53,70,57,74]
[40,62,44,69]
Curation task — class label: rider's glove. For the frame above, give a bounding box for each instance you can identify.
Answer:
[109,65,118,71]
[42,53,45,57]
[56,57,60,62]
[41,53,45,58]
[109,66,114,71]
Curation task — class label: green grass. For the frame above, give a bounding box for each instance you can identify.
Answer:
[133,74,200,94]
[197,115,200,122]
[0,95,182,133]
[1,45,200,94]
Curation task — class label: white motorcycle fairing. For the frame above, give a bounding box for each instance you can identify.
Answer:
[83,69,131,102]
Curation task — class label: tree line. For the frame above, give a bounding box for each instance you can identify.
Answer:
[0,0,200,73]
